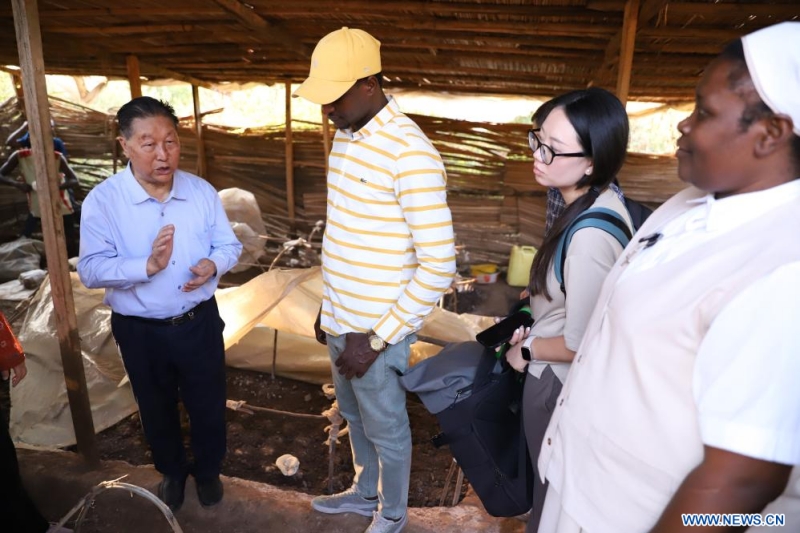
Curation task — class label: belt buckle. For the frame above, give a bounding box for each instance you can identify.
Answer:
[169,315,183,326]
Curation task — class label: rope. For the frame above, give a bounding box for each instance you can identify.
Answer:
[226,399,326,420]
[51,475,183,533]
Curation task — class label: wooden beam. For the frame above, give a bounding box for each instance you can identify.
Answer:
[616,0,641,106]
[284,83,295,222]
[212,0,311,59]
[393,19,616,39]
[126,54,142,98]
[37,7,226,18]
[256,1,625,19]
[592,0,668,87]
[47,23,205,35]
[10,0,98,465]
[141,62,215,90]
[666,2,800,19]
[192,85,207,178]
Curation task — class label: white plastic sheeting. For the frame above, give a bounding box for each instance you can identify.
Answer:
[0,237,44,282]
[219,188,267,273]
[10,268,493,448]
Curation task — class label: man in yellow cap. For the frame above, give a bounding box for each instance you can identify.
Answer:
[294,27,456,533]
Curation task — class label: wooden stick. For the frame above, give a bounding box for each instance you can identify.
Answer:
[11,0,98,465]
[126,55,142,99]
[616,0,641,106]
[284,82,295,223]
[192,84,207,177]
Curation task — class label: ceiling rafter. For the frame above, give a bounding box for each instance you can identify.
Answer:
[211,0,312,59]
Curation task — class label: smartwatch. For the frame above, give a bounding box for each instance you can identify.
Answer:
[520,336,536,362]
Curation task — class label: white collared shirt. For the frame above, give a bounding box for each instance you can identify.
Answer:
[620,179,800,463]
[619,179,800,280]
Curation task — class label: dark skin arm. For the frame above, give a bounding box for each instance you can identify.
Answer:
[650,446,791,533]
[0,152,30,192]
[58,153,79,190]
[5,121,27,148]
[313,307,327,345]
[335,332,384,380]
[311,308,384,379]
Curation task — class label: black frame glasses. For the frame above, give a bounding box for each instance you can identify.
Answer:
[527,128,586,165]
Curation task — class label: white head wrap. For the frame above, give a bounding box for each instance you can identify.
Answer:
[742,22,800,136]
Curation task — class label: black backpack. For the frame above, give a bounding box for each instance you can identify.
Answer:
[399,341,532,517]
[624,197,653,231]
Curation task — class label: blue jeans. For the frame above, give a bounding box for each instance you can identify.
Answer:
[326,332,416,520]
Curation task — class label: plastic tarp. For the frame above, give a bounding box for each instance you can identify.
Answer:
[0,237,44,282]
[219,188,267,273]
[10,268,493,448]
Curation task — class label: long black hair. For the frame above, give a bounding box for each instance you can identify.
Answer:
[529,87,629,300]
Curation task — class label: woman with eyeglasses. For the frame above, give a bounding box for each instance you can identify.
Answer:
[503,87,633,532]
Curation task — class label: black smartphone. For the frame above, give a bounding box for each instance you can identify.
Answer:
[476,310,534,349]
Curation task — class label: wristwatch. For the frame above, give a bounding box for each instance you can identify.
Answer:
[368,332,387,352]
[520,336,536,362]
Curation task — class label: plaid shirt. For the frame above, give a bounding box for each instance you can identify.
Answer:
[545,183,625,235]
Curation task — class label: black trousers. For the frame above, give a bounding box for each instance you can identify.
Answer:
[0,414,49,533]
[111,297,227,480]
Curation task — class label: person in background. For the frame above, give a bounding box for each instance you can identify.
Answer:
[78,97,242,513]
[0,146,79,258]
[537,21,800,532]
[294,27,456,533]
[0,311,71,533]
[6,120,68,158]
[500,87,633,532]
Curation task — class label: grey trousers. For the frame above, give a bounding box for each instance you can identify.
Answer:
[522,365,563,533]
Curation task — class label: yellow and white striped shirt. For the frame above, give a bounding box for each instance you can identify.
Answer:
[320,96,456,345]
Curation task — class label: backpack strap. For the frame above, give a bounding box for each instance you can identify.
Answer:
[554,208,632,295]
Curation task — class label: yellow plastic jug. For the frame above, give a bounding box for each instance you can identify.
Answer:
[507,245,537,287]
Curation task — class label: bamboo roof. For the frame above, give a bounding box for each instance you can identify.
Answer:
[0,1,798,102]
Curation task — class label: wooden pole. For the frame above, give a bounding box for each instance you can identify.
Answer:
[284,82,295,222]
[11,0,98,465]
[321,108,331,176]
[126,54,142,99]
[615,0,641,107]
[192,84,207,178]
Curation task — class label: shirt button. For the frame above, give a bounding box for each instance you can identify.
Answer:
[161,212,164,217]
[182,306,185,310]
[178,285,181,289]
[171,261,175,265]
[547,438,552,445]
[559,399,564,406]
[578,355,582,362]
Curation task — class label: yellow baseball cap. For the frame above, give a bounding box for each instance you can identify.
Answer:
[293,27,382,105]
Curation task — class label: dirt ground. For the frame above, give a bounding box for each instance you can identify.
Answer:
[2,272,525,532]
[86,277,522,509]
[91,368,462,508]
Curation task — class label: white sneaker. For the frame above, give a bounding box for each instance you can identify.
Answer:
[364,511,408,533]
[311,486,378,517]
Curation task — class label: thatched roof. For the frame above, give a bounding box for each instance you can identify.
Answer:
[1,1,798,102]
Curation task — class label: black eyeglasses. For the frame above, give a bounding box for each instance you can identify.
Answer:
[527,128,586,165]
